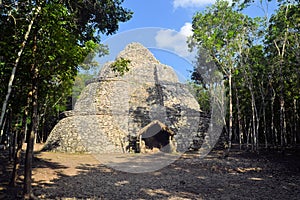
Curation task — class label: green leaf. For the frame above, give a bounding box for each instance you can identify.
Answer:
[110,57,131,76]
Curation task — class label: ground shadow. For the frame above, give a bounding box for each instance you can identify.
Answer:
[29,148,300,199]
[1,147,300,199]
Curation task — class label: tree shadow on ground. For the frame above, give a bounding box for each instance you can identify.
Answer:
[0,150,68,200]
[31,148,300,200]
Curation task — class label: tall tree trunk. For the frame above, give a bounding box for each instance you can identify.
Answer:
[243,64,259,152]
[235,87,243,150]
[10,92,31,186]
[0,114,7,144]
[262,100,267,149]
[246,117,250,149]
[273,4,290,152]
[23,29,39,199]
[270,91,277,147]
[7,109,14,161]
[23,89,38,199]
[293,99,298,145]
[23,69,38,199]
[250,90,257,152]
[39,98,48,143]
[251,101,257,151]
[0,5,41,135]
[259,86,268,149]
[280,97,286,153]
[225,73,233,156]
[251,120,254,152]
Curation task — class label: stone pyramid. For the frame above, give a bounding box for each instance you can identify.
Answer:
[43,43,201,153]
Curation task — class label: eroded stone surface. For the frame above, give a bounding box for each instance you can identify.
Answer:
[44,43,207,153]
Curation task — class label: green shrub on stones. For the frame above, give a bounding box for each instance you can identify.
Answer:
[111,57,131,76]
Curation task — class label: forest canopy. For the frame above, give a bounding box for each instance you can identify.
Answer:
[0,0,132,198]
[189,0,300,152]
[0,0,299,199]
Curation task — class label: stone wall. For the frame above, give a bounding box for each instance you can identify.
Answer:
[43,43,208,153]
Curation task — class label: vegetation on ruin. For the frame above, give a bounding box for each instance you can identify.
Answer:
[0,0,299,199]
[111,57,131,76]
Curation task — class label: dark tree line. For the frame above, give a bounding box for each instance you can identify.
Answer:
[190,0,300,153]
[0,0,132,198]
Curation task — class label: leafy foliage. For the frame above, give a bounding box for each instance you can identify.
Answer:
[190,0,300,151]
[111,57,131,76]
[0,0,132,139]
[0,0,132,196]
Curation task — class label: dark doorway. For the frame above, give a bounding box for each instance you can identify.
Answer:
[138,120,175,152]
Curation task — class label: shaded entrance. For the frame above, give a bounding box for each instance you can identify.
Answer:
[137,120,176,153]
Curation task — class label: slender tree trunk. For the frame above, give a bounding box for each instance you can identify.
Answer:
[250,91,257,152]
[255,99,260,152]
[241,116,246,149]
[11,131,16,162]
[10,92,31,186]
[262,100,267,148]
[23,29,39,199]
[0,114,7,144]
[226,73,233,156]
[24,97,38,199]
[270,91,277,148]
[280,97,286,152]
[24,71,38,199]
[273,4,290,152]
[235,87,243,150]
[293,99,298,145]
[11,125,17,162]
[0,5,41,135]
[40,98,48,143]
[259,86,267,149]
[7,109,14,161]
[244,116,251,149]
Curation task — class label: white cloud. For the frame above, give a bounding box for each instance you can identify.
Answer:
[155,23,193,58]
[180,22,193,37]
[173,0,216,9]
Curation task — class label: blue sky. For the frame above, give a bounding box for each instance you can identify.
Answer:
[95,0,278,82]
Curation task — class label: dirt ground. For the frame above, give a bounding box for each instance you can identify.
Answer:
[1,145,300,200]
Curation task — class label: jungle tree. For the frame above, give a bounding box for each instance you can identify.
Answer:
[0,0,132,198]
[189,0,259,153]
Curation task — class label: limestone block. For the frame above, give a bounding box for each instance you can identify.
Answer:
[44,42,207,153]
